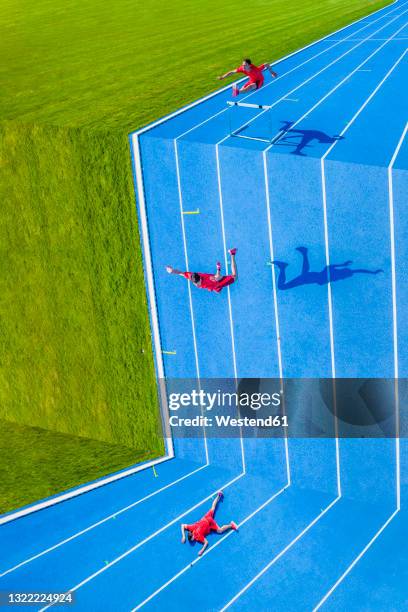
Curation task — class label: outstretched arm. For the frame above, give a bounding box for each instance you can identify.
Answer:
[218,69,238,80]
[198,538,209,556]
[260,63,278,78]
[181,523,188,543]
[166,266,185,276]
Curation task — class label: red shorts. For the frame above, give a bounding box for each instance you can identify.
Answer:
[243,76,264,90]
[213,275,235,293]
[203,509,219,530]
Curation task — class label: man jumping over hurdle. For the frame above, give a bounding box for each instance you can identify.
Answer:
[218,58,278,97]
[166,248,237,293]
[181,491,238,556]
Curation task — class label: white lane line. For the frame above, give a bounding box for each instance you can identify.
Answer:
[320,50,407,495]
[263,152,290,485]
[320,48,408,498]
[320,159,341,496]
[174,3,393,143]
[0,463,208,578]
[131,0,404,140]
[218,7,408,149]
[131,485,289,610]
[312,508,399,610]
[221,496,341,610]
[263,15,408,154]
[388,121,407,511]
[173,140,209,464]
[215,145,246,474]
[327,36,408,41]
[311,98,408,612]
[39,471,246,611]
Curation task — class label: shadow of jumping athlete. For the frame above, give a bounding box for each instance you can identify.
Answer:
[277,121,345,156]
[270,247,383,290]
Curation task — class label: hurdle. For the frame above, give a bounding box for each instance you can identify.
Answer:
[226,101,285,145]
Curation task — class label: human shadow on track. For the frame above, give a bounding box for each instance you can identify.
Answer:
[274,121,345,156]
[269,247,383,290]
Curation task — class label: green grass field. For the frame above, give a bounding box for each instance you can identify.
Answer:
[1,0,390,513]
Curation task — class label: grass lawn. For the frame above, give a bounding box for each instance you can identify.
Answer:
[0,0,390,513]
[0,419,154,514]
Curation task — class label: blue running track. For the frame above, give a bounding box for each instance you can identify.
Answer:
[1,1,407,609]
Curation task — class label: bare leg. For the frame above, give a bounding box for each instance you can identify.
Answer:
[214,261,222,281]
[230,252,237,279]
[216,522,235,534]
[238,82,257,95]
[210,491,222,514]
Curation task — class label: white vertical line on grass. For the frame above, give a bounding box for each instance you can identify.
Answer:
[131,484,289,610]
[173,140,209,464]
[388,121,407,510]
[263,152,290,486]
[215,144,246,475]
[221,496,341,610]
[39,472,246,612]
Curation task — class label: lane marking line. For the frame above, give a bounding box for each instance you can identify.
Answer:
[221,496,341,610]
[39,472,246,611]
[311,90,408,612]
[0,463,209,578]
[313,509,399,610]
[387,121,407,511]
[217,8,408,148]
[174,140,209,463]
[262,15,408,154]
[131,485,289,610]
[132,0,404,140]
[215,145,246,475]
[263,153,291,485]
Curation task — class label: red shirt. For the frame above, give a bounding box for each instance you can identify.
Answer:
[236,63,266,81]
[186,511,218,543]
[183,272,235,293]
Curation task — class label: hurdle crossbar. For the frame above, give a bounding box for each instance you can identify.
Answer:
[227,101,273,110]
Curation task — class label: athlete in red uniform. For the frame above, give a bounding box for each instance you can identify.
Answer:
[218,58,278,96]
[181,491,238,556]
[166,248,237,293]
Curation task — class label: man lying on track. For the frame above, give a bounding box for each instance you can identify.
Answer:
[181,491,238,556]
[218,58,278,96]
[166,248,237,293]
